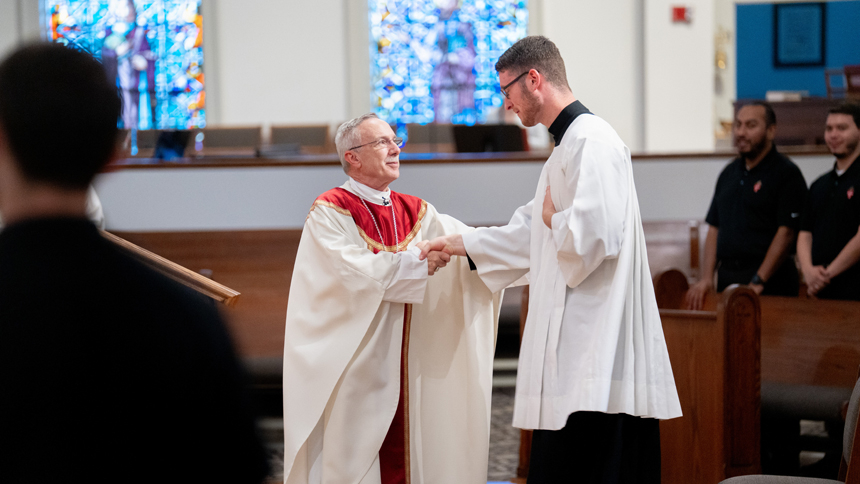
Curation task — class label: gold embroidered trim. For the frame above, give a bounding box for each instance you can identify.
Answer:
[357,227,383,251]
[356,200,427,252]
[311,200,352,217]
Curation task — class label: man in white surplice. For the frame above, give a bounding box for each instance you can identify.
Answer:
[282,113,502,484]
[420,36,681,483]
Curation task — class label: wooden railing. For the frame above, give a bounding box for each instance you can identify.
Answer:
[102,231,240,307]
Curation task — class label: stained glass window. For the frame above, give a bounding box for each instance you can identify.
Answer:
[369,0,528,126]
[41,0,205,130]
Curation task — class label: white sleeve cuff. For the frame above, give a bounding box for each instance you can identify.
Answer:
[382,246,428,304]
[551,211,568,249]
[462,228,530,294]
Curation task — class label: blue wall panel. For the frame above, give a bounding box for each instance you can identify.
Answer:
[736,1,860,100]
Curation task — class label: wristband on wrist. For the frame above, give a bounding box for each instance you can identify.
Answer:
[750,273,765,286]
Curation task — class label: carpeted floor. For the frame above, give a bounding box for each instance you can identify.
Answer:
[262,387,520,483]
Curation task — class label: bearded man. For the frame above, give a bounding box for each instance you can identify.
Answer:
[685,101,808,309]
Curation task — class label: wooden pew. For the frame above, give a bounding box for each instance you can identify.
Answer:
[756,294,860,465]
[109,221,702,357]
[643,220,703,280]
[107,226,711,422]
[655,269,860,398]
[656,269,860,471]
[657,283,762,482]
[758,296,860,390]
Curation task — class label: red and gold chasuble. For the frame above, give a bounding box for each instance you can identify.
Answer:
[312,187,427,484]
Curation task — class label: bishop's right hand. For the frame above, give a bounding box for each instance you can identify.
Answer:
[418,237,455,261]
[416,240,452,275]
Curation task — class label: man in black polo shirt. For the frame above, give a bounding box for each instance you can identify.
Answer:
[798,102,860,301]
[686,102,807,310]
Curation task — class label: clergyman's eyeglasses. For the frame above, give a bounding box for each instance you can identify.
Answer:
[349,137,404,151]
[501,71,530,99]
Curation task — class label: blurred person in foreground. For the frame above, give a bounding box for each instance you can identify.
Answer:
[0,43,268,483]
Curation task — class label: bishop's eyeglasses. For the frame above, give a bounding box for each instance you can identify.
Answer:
[349,137,404,151]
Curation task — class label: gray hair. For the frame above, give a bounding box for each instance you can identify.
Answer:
[335,113,379,174]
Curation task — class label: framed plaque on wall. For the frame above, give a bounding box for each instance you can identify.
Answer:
[773,2,826,67]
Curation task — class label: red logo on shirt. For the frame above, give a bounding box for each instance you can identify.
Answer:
[754,180,762,193]
[849,187,855,200]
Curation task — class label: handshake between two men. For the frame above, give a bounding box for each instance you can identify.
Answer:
[416,235,465,276]
[416,184,560,277]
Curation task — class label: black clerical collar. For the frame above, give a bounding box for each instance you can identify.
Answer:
[548,101,592,146]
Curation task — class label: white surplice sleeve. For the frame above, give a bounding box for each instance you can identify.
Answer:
[549,137,628,289]
[382,246,428,303]
[461,200,533,293]
[302,206,429,304]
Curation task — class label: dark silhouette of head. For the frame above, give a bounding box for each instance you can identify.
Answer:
[0,42,121,189]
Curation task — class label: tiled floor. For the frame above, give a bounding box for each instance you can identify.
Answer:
[263,387,520,483]
[488,387,519,481]
[263,398,842,483]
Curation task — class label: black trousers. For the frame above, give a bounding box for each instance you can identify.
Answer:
[527,411,661,484]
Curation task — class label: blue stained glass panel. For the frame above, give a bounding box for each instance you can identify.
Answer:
[369,0,528,126]
[41,0,206,130]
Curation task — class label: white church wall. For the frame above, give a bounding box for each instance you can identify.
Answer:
[0,1,21,60]
[632,154,833,222]
[713,0,737,148]
[204,0,348,127]
[644,0,715,152]
[93,163,543,232]
[93,153,834,232]
[541,0,645,152]
[0,0,41,59]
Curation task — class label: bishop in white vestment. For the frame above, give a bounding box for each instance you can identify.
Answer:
[282,114,501,484]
